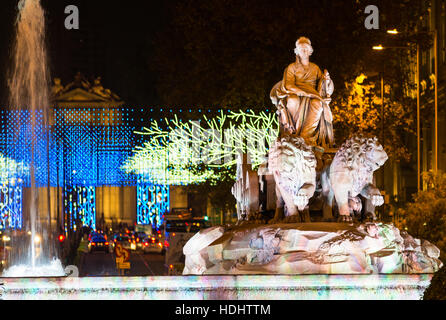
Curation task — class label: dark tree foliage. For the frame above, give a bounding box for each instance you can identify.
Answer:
[182,166,237,220]
[152,0,364,110]
[150,0,424,115]
[148,0,425,214]
[423,265,446,300]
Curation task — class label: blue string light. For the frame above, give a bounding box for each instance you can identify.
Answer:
[136,179,169,228]
[1,107,275,230]
[0,107,138,230]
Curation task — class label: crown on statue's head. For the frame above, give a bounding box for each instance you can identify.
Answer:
[294,37,313,56]
[296,37,311,47]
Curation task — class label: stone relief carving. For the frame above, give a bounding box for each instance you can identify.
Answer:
[51,73,121,101]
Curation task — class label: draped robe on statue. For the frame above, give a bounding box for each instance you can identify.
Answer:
[270,60,334,148]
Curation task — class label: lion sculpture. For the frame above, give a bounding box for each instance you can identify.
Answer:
[321,135,388,222]
[268,134,317,222]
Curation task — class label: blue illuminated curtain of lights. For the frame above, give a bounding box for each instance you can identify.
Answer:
[0,108,169,230]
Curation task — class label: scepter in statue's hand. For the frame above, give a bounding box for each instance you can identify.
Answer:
[319,69,335,146]
[321,69,334,105]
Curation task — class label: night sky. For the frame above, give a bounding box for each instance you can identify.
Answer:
[0,0,406,108]
[0,0,167,106]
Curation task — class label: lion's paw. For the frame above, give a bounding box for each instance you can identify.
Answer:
[371,194,384,207]
[338,214,353,223]
[294,193,309,211]
[364,212,377,222]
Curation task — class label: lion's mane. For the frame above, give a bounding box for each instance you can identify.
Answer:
[268,134,316,176]
[335,135,380,170]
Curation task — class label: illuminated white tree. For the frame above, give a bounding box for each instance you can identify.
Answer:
[123,110,279,185]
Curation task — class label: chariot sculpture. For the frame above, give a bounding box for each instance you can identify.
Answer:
[184,36,442,276]
[232,36,386,223]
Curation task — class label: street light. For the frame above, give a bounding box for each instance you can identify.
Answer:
[372,45,384,50]
[434,30,438,173]
[372,43,417,193]
[383,28,439,184]
[372,45,409,49]
[373,29,438,191]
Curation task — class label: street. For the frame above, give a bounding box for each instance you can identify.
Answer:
[79,250,166,277]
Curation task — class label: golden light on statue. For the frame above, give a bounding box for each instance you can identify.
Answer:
[372,44,384,50]
[387,29,399,34]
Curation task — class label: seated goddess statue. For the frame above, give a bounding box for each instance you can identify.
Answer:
[270,37,334,148]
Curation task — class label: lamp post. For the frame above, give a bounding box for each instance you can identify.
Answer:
[380,73,384,148]
[434,29,438,173]
[416,42,421,191]
[377,28,439,187]
[396,29,438,174]
[372,43,418,190]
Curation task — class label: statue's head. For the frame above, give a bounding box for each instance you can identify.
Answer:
[294,37,313,58]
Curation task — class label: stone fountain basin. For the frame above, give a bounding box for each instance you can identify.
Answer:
[183,222,443,275]
[0,222,440,300]
[0,273,433,300]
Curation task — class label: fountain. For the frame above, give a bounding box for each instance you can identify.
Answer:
[0,6,441,301]
[2,0,64,277]
[182,37,443,277]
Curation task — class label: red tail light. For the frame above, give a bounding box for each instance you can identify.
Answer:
[164,241,169,247]
[105,242,109,246]
[58,235,65,242]
[91,242,96,246]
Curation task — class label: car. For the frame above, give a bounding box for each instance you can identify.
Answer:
[112,234,132,251]
[163,217,211,270]
[0,231,12,272]
[88,230,106,242]
[88,234,110,253]
[153,228,166,248]
[131,231,148,250]
[112,232,121,241]
[141,235,164,254]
